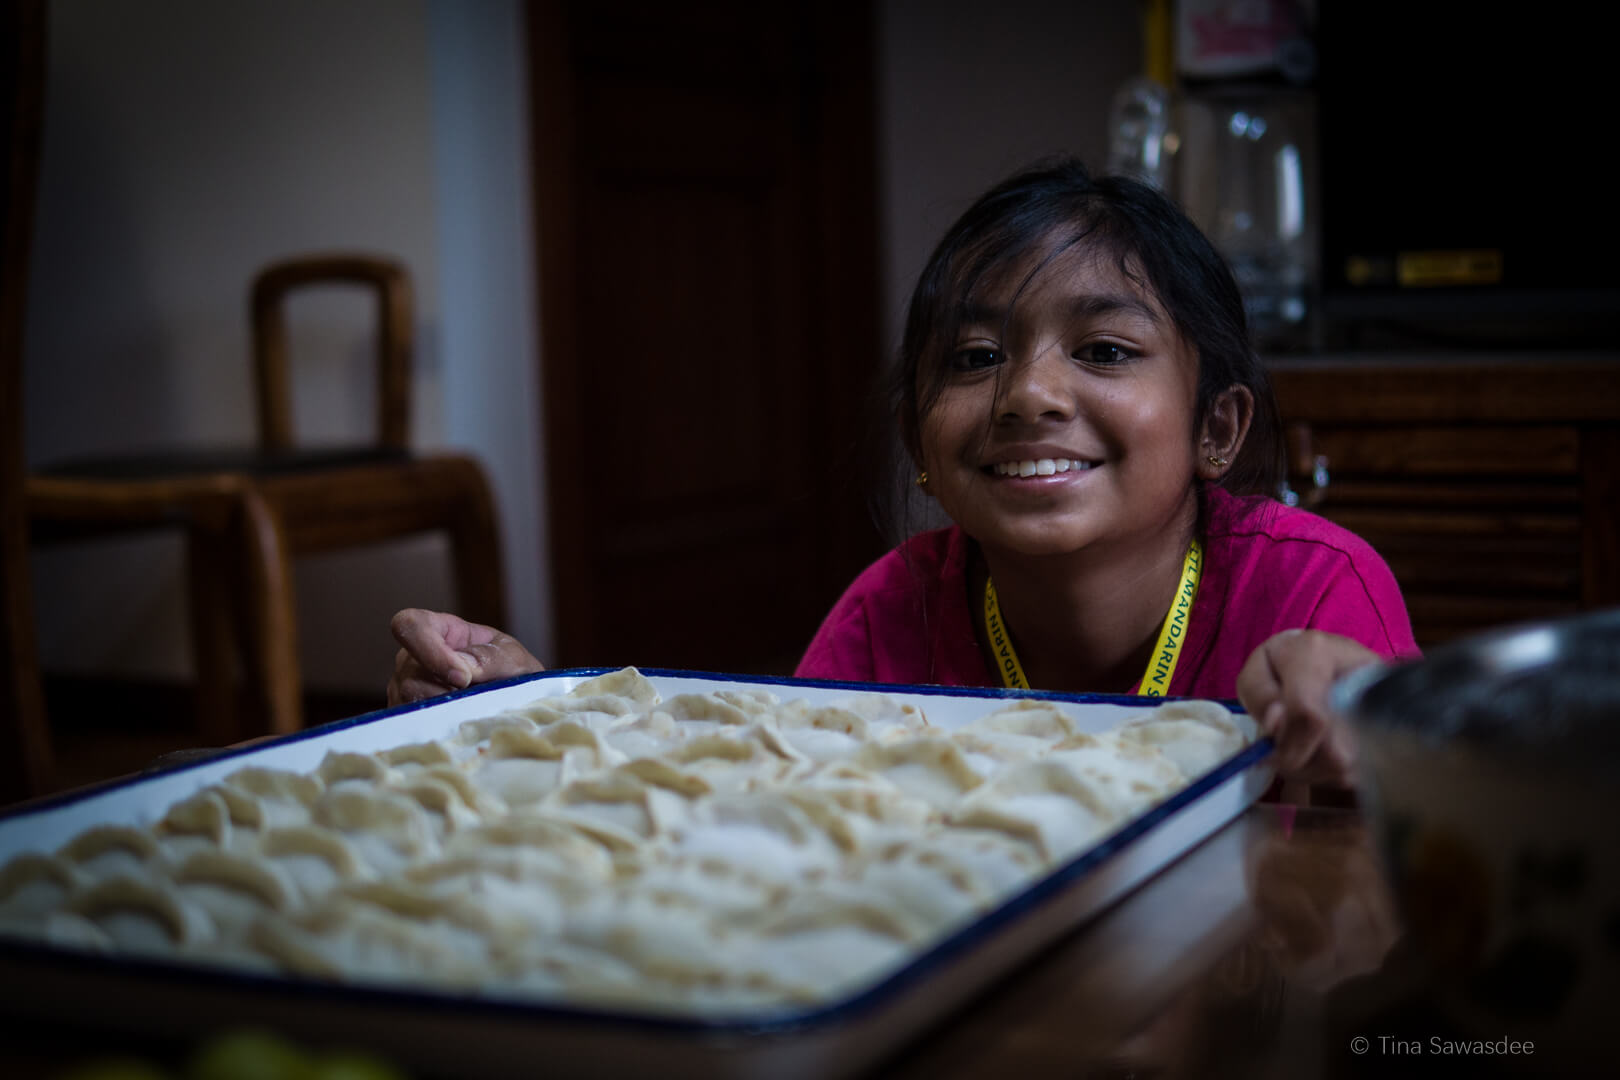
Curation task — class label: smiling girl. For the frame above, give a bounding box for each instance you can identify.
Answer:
[388,159,1418,791]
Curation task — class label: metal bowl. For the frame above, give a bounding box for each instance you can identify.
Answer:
[1333,609,1620,1064]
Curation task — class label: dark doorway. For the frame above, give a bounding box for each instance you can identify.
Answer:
[527,1,886,673]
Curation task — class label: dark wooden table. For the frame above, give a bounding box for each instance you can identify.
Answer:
[0,804,1555,1079]
[886,802,1395,1079]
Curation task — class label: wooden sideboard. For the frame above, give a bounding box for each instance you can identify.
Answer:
[1267,353,1620,649]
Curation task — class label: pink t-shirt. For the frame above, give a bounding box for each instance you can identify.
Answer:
[794,487,1419,699]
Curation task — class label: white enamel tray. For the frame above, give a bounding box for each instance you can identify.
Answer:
[0,669,1274,1079]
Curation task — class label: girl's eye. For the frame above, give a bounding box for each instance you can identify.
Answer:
[952,346,1001,371]
[1076,343,1134,366]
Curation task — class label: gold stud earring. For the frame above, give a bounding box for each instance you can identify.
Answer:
[1207,455,1228,468]
[914,470,929,488]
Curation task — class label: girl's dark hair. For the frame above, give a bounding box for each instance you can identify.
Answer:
[886,156,1284,517]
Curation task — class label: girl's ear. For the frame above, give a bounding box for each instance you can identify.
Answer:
[1197,384,1254,481]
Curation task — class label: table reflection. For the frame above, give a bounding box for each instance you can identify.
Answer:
[884,803,1555,1079]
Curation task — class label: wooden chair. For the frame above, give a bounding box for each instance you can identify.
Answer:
[23,254,507,754]
[1,3,408,800]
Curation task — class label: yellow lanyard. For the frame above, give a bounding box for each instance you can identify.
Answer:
[984,538,1203,696]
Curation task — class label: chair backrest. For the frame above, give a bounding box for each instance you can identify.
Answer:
[250,253,414,452]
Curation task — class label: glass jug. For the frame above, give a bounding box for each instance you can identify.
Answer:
[1177,88,1317,349]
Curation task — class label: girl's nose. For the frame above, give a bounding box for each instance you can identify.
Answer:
[995,346,1074,423]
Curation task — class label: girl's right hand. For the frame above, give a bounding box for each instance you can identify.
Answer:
[387,608,544,705]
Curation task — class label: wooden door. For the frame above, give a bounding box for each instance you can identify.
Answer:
[528,1,885,673]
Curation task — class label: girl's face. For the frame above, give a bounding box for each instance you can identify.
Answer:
[916,243,1213,563]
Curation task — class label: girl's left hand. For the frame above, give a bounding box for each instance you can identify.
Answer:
[1236,629,1380,789]
[387,608,543,706]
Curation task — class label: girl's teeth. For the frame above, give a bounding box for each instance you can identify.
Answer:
[993,459,1089,477]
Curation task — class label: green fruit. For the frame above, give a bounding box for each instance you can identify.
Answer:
[187,1029,314,1080]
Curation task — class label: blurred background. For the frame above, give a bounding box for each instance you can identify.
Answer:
[13,0,1618,790]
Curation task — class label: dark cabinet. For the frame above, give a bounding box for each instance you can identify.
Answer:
[1269,355,1620,649]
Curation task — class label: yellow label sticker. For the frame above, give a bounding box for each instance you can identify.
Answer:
[1397,250,1504,288]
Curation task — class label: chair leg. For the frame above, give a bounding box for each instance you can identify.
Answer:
[236,489,302,736]
[447,466,508,630]
[186,524,240,747]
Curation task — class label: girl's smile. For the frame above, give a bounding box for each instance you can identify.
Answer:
[983,444,1098,480]
[988,459,1092,477]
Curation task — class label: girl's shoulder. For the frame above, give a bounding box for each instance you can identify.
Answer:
[1198,487,1416,657]
[1203,487,1385,567]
